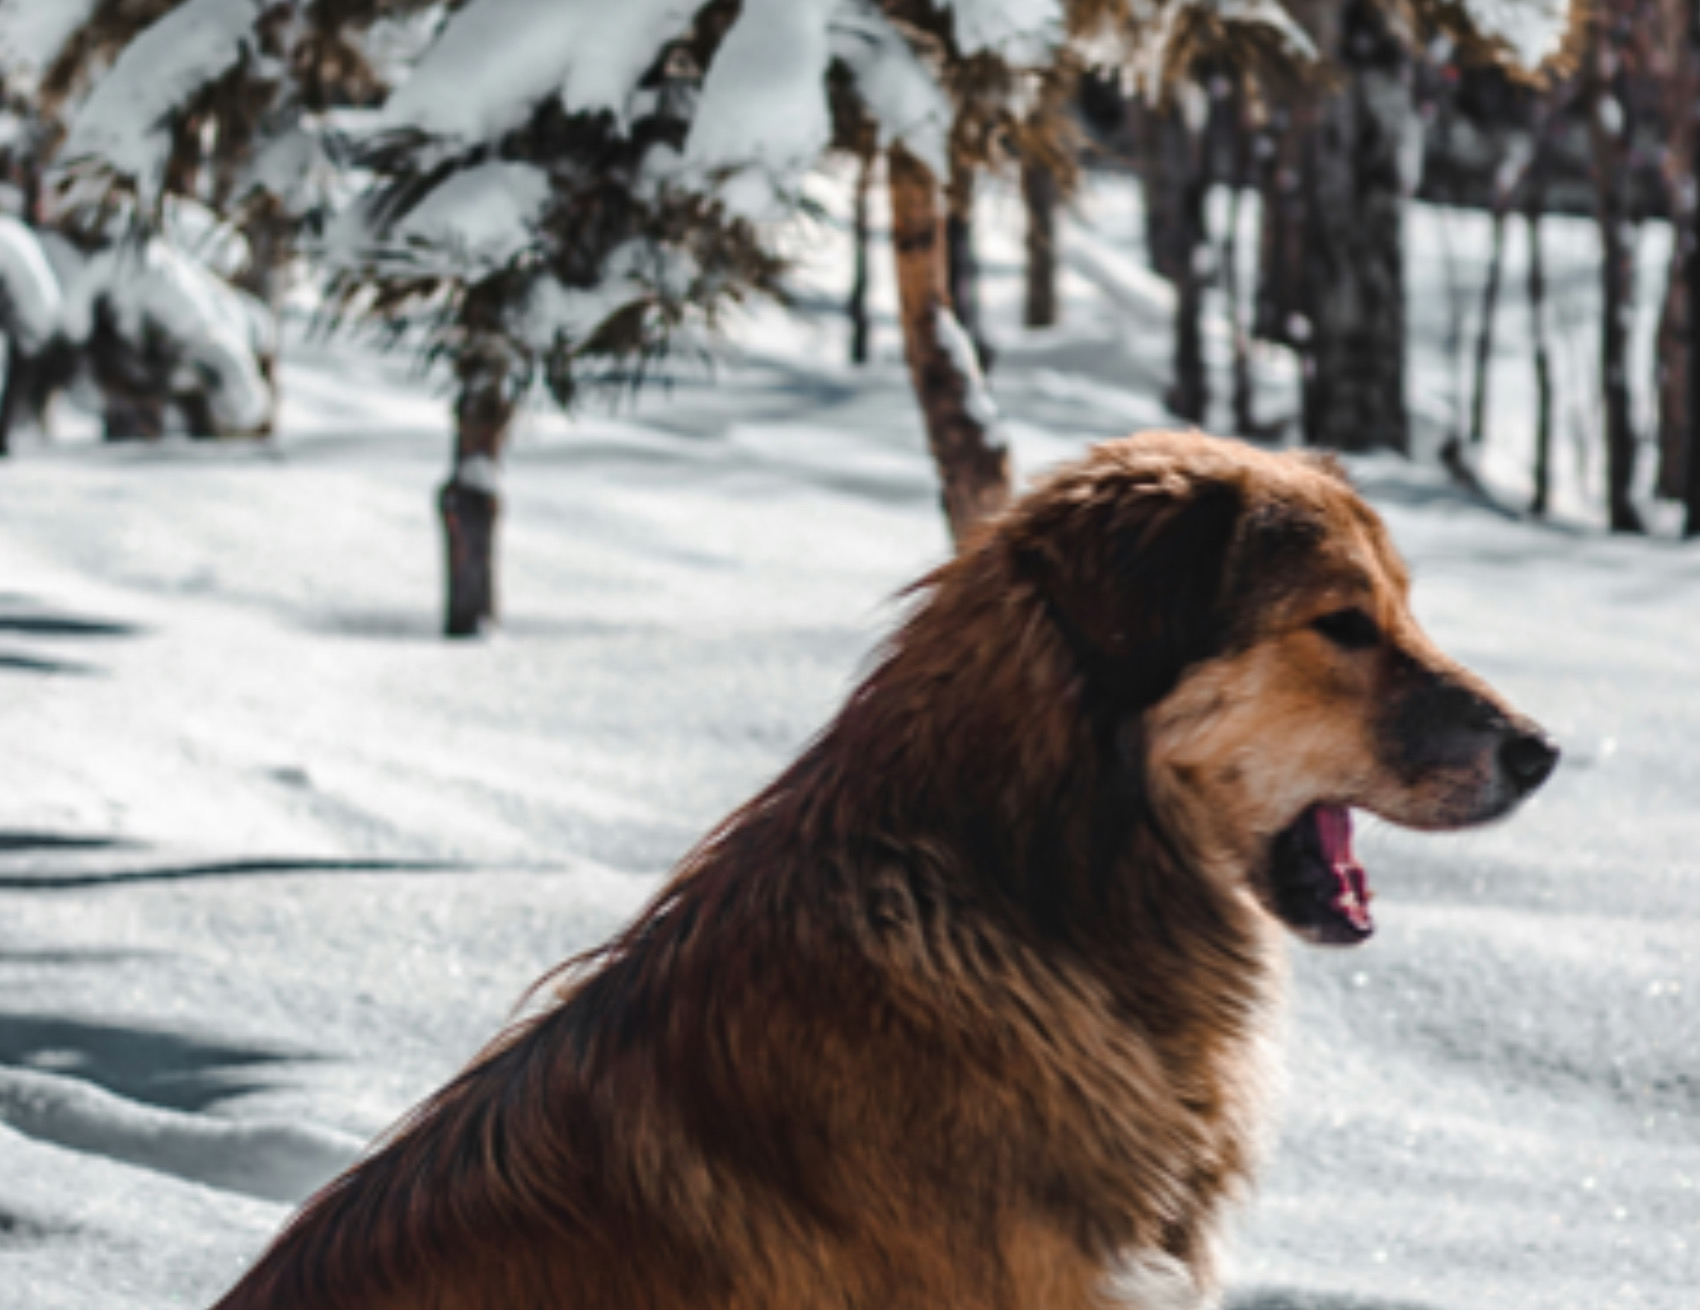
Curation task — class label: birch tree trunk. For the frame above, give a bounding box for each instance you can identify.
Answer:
[887,144,1011,547]
[440,359,516,637]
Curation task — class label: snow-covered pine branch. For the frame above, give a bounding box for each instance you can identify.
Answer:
[1438,0,1576,72]
[0,0,427,442]
[38,0,393,287]
[60,235,275,433]
[58,0,271,212]
[0,0,101,96]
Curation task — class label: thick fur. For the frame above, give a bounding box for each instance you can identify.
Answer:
[212,431,1547,1310]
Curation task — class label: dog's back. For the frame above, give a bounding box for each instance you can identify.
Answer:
[219,771,1271,1309]
[214,461,1280,1309]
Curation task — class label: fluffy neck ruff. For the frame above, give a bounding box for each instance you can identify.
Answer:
[649,537,1285,1267]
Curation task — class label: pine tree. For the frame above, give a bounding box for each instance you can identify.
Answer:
[32,0,1586,630]
[0,0,299,442]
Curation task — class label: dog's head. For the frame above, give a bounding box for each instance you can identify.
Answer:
[1009,430,1557,947]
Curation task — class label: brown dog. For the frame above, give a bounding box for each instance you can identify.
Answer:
[212,431,1556,1310]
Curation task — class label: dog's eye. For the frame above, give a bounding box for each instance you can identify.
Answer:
[1311,607,1380,650]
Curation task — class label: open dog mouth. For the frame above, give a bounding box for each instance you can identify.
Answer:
[1265,804,1374,946]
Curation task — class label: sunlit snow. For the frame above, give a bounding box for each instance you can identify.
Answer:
[0,169,1694,1310]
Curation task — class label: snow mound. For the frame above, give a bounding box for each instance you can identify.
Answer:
[0,1064,361,1204]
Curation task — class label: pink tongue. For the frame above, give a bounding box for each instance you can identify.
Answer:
[1315,805,1373,931]
[1315,805,1355,866]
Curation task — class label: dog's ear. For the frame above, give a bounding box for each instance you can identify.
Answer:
[1016,473,1243,713]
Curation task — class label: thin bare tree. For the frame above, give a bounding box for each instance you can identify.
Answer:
[848,142,876,367]
[1527,129,1556,517]
[1684,0,1700,535]
[1586,0,1646,532]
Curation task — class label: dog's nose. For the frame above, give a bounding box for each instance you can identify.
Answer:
[1500,731,1559,795]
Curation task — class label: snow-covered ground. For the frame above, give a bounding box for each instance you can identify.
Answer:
[0,173,1696,1309]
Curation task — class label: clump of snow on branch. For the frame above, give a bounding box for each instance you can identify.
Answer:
[1459,0,1571,70]
[683,0,838,219]
[163,198,251,281]
[386,161,553,276]
[1137,0,1317,93]
[60,0,266,208]
[0,213,64,351]
[945,0,1064,61]
[379,0,700,146]
[0,0,99,84]
[520,240,701,353]
[830,2,951,176]
[240,119,345,221]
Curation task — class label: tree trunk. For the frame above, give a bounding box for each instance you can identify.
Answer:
[849,150,873,366]
[1428,82,1472,455]
[1300,0,1410,454]
[1220,82,1260,437]
[946,158,994,371]
[1587,8,1645,533]
[1654,0,1700,502]
[1686,0,1700,537]
[1527,153,1554,518]
[887,144,1011,547]
[1468,207,1507,447]
[1222,177,1253,435]
[440,367,516,637]
[1164,107,1210,425]
[1657,233,1689,499]
[0,343,46,456]
[1137,98,1180,282]
[1254,105,1309,347]
[237,197,291,308]
[0,339,12,457]
[1022,157,1059,329]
